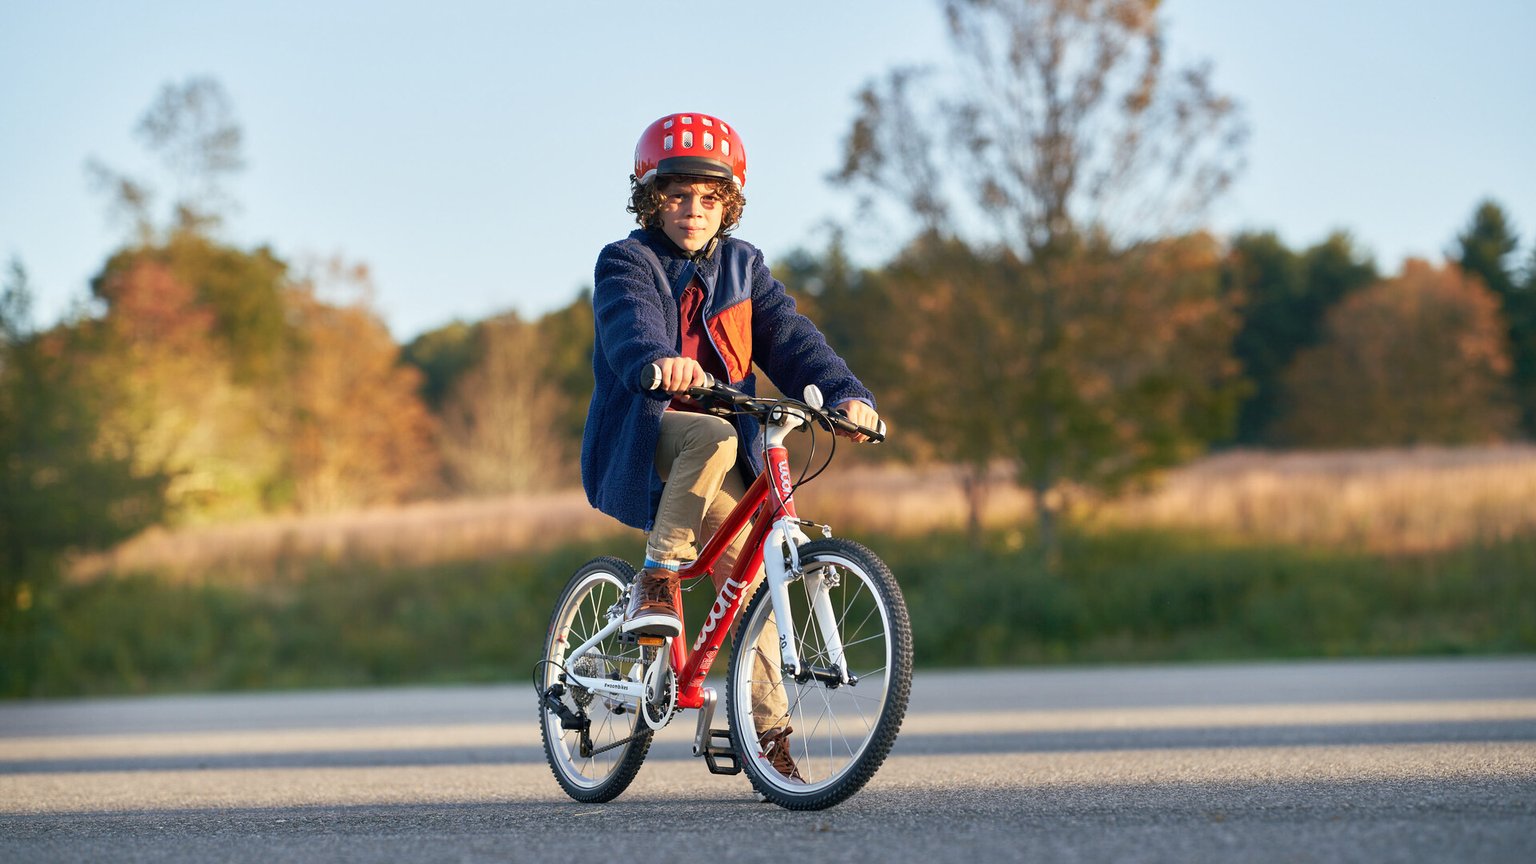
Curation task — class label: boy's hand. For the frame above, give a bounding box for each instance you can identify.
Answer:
[655,356,710,394]
[840,399,882,443]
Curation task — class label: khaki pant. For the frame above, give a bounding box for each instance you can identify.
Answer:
[649,411,788,735]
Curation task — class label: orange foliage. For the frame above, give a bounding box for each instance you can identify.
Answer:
[285,282,439,512]
[96,259,216,350]
[90,259,279,519]
[1280,259,1516,446]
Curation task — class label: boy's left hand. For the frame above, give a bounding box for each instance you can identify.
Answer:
[840,400,881,443]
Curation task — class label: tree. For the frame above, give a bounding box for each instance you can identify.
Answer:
[1458,200,1519,297]
[284,263,440,511]
[73,79,443,519]
[535,292,598,452]
[860,234,1015,538]
[1278,260,1516,447]
[437,314,568,494]
[403,320,480,412]
[1224,231,1377,443]
[87,255,281,520]
[834,0,1246,564]
[87,76,244,239]
[779,232,901,407]
[1,261,168,695]
[1457,200,1535,437]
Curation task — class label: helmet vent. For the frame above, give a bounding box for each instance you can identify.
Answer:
[681,131,693,149]
[663,134,674,151]
[681,115,693,124]
[703,132,715,151]
[663,119,674,130]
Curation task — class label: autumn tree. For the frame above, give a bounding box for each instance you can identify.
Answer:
[864,234,1016,537]
[1,261,168,695]
[834,0,1246,563]
[284,262,440,511]
[74,78,441,518]
[437,314,572,494]
[87,255,282,520]
[1457,200,1535,437]
[1278,260,1516,447]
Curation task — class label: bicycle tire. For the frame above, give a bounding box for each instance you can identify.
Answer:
[538,556,653,803]
[725,538,912,810]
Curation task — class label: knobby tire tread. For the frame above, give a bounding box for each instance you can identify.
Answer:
[725,538,913,810]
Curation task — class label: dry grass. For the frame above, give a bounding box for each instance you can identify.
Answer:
[70,445,1536,581]
[68,491,629,583]
[1097,445,1536,553]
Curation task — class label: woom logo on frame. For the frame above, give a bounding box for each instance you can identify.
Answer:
[693,574,747,653]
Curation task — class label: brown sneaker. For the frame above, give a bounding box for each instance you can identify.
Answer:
[758,725,804,782]
[622,569,681,637]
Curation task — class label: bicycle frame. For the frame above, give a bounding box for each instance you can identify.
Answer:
[558,401,850,713]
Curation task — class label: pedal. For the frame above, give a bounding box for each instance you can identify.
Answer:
[692,687,741,775]
[701,727,740,775]
[618,631,669,648]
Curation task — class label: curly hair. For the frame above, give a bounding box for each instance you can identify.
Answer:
[627,174,746,238]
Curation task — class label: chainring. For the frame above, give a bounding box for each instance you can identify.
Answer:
[640,656,677,730]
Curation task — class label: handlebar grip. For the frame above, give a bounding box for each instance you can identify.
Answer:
[827,409,887,444]
[642,362,715,392]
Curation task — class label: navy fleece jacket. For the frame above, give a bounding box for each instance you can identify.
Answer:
[580,228,873,531]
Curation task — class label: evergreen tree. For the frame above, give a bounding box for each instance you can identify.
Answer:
[1457,200,1535,436]
[1225,232,1305,443]
[1458,200,1519,297]
[1224,231,1376,443]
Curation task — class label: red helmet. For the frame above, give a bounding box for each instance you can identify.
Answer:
[633,112,747,188]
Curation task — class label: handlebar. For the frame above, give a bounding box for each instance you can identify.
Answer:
[641,363,886,444]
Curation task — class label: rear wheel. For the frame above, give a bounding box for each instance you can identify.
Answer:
[538,557,652,803]
[725,538,912,810]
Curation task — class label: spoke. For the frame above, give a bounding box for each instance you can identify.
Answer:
[840,589,879,647]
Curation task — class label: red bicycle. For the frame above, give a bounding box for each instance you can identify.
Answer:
[537,369,912,810]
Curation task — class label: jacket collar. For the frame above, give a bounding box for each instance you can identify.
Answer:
[634,229,722,284]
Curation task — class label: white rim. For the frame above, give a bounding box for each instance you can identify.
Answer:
[544,570,642,789]
[732,553,894,796]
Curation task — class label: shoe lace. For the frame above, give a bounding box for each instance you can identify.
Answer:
[636,571,678,605]
[759,725,803,781]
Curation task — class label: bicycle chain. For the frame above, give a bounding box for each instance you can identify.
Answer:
[588,688,677,757]
[569,648,677,756]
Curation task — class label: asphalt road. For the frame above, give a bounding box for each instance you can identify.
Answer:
[2,657,1533,863]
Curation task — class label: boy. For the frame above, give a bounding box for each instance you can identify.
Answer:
[580,112,880,780]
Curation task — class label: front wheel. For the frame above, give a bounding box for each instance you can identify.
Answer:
[725,538,912,810]
[538,556,652,803]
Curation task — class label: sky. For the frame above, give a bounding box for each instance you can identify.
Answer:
[3,0,1534,341]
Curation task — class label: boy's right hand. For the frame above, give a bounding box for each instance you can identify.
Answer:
[653,356,711,394]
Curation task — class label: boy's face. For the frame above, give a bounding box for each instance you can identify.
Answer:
[657,179,725,253]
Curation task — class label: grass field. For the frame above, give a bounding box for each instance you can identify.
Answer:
[13,445,1532,698]
[69,444,1536,582]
